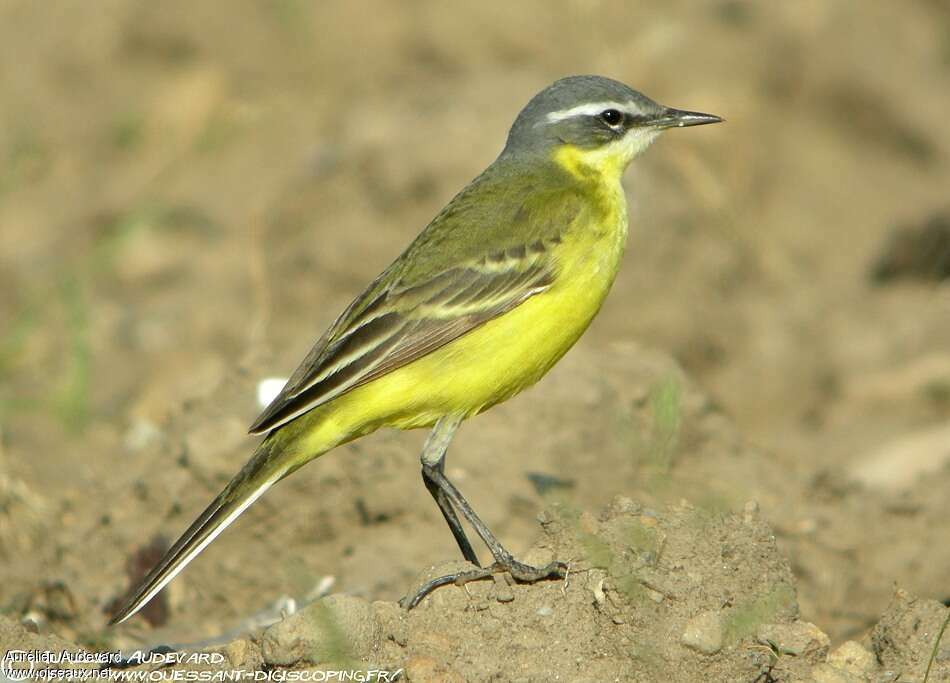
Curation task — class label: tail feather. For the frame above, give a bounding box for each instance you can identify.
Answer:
[109,440,287,625]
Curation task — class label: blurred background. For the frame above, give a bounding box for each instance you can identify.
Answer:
[1,0,948,652]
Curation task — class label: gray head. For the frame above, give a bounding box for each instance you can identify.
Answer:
[501,75,720,167]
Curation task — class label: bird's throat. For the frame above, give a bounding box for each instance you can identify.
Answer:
[553,144,626,185]
[552,127,659,186]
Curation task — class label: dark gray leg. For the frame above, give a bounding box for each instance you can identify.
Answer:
[419,417,479,565]
[403,417,567,609]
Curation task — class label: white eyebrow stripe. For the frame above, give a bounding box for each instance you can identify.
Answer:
[543,100,638,124]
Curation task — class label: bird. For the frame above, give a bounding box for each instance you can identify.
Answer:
[109,74,721,624]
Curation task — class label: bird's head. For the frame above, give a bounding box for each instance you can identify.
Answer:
[502,75,721,181]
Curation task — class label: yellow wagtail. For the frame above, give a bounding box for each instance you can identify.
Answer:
[110,75,720,624]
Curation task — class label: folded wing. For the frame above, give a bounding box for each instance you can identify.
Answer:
[248,243,558,434]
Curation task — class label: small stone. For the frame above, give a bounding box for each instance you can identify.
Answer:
[827,641,876,674]
[681,611,724,655]
[645,588,665,603]
[757,621,830,658]
[853,423,950,493]
[537,606,553,617]
[592,577,607,606]
[494,575,515,603]
[612,615,625,625]
[124,418,163,453]
[226,639,248,667]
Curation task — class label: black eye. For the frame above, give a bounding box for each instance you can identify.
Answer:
[600,109,624,126]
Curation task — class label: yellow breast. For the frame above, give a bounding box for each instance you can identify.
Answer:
[289,152,630,455]
[370,166,627,426]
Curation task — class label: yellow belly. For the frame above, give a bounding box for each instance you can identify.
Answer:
[384,241,623,424]
[279,222,627,460]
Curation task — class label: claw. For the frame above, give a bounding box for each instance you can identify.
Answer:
[401,558,567,609]
[409,423,568,610]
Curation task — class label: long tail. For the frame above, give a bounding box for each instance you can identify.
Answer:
[109,437,292,625]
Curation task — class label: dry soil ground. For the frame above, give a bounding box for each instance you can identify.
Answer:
[1,2,949,681]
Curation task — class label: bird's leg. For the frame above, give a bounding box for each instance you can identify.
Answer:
[402,423,567,609]
[419,416,479,565]
[423,465,567,582]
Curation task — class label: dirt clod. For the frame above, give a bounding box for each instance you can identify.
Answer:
[260,594,375,667]
[870,590,950,680]
[2,2,949,679]
[827,641,877,676]
[757,621,830,658]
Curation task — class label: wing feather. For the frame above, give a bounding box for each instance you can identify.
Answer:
[248,253,555,434]
[248,172,586,435]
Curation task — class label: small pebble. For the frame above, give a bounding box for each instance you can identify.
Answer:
[537,606,553,617]
[494,575,515,603]
[827,640,876,674]
[124,418,163,453]
[757,621,829,658]
[681,611,724,655]
[592,577,606,606]
[226,639,248,667]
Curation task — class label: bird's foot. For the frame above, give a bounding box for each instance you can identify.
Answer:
[400,557,567,609]
[502,557,567,583]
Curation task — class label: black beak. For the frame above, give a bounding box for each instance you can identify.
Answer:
[650,107,723,129]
